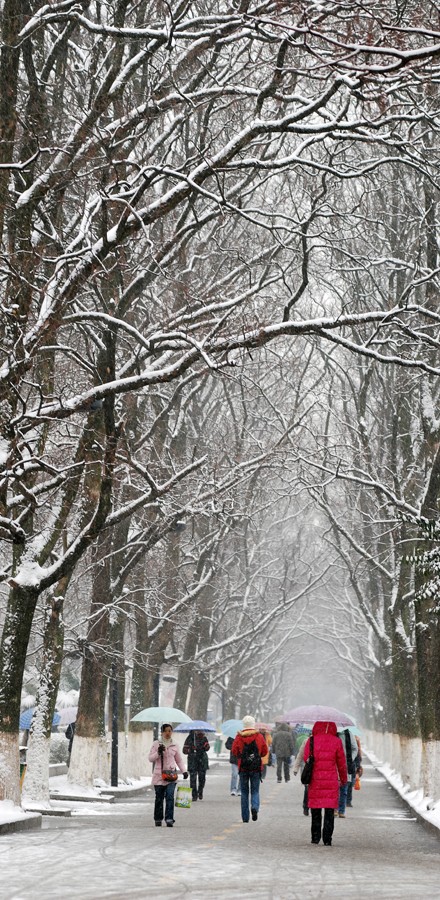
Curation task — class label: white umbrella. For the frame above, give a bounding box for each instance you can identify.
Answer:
[130,705,191,725]
[56,706,78,725]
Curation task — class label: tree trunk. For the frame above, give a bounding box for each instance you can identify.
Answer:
[0,584,39,802]
[22,581,67,806]
[415,447,440,742]
[68,532,112,786]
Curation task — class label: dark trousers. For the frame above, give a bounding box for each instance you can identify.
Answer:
[190,768,206,798]
[276,756,290,781]
[154,782,176,823]
[303,784,308,811]
[311,808,334,844]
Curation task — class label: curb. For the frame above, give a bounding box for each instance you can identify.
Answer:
[0,812,42,834]
[370,757,440,841]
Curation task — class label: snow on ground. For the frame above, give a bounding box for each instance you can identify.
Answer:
[367,746,440,832]
[0,774,152,822]
[0,799,39,825]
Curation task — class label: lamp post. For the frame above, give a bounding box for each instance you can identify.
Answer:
[153,672,160,740]
[111,663,118,787]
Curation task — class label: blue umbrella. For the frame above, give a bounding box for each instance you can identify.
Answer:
[19,707,61,730]
[174,719,216,733]
[221,719,243,738]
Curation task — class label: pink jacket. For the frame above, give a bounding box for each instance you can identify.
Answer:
[148,739,187,786]
[303,721,347,809]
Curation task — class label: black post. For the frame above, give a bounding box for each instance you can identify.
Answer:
[111,664,118,787]
[153,672,160,740]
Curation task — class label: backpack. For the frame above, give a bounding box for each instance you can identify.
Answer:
[240,738,261,772]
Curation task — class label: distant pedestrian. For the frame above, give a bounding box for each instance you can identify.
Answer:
[303,721,347,846]
[225,735,241,796]
[183,729,210,801]
[65,722,75,768]
[292,735,309,815]
[260,728,272,780]
[337,727,358,817]
[346,734,363,807]
[272,722,295,783]
[148,723,188,827]
[232,715,268,823]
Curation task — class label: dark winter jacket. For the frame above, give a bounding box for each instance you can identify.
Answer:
[231,728,268,773]
[338,728,358,777]
[303,721,347,809]
[225,735,238,765]
[183,731,210,772]
[272,724,295,759]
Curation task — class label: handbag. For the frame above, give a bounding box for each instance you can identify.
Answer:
[159,744,178,782]
[301,736,314,785]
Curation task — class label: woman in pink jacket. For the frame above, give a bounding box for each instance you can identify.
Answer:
[148,724,188,827]
[303,721,347,846]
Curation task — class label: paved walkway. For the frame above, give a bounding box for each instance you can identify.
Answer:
[1,760,439,899]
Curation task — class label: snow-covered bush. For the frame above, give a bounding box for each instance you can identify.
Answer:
[49,732,68,764]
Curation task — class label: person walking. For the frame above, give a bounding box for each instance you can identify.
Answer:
[182,729,210,801]
[65,722,75,768]
[232,715,268,823]
[292,733,310,815]
[346,733,362,808]
[272,722,295,783]
[148,723,188,827]
[225,735,241,796]
[303,720,347,846]
[260,728,272,780]
[337,727,358,818]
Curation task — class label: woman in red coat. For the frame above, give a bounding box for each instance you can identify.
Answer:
[303,721,347,846]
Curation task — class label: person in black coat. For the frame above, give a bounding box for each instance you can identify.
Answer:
[225,735,241,796]
[272,723,295,783]
[182,730,210,800]
[65,722,76,767]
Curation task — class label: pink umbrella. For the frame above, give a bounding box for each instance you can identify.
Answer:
[282,705,355,727]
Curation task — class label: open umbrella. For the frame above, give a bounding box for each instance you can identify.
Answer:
[130,705,191,725]
[56,706,78,726]
[282,705,355,727]
[338,724,362,737]
[19,707,61,730]
[174,719,216,733]
[220,719,243,738]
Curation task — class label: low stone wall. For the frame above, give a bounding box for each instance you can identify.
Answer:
[49,763,68,777]
[365,729,440,801]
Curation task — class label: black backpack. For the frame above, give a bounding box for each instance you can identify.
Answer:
[240,738,261,772]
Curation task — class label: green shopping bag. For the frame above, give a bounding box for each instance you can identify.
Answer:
[175,784,192,808]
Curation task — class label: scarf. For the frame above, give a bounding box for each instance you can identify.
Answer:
[160,735,174,749]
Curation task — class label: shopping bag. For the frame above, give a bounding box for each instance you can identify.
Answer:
[354,773,361,790]
[175,784,192,808]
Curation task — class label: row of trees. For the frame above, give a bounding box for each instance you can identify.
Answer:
[1,1,440,803]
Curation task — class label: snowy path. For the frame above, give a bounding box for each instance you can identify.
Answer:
[1,761,439,899]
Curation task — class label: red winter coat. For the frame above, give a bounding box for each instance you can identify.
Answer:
[231,728,268,772]
[303,721,347,809]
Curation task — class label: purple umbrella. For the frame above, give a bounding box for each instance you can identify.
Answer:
[282,705,355,727]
